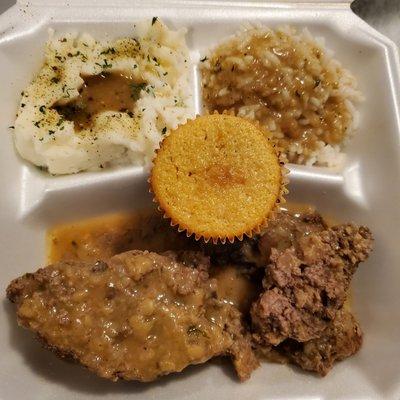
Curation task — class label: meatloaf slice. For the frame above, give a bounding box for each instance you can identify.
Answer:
[7,250,258,382]
[251,224,372,345]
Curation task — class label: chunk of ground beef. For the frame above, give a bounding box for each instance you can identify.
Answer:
[279,309,362,375]
[251,224,373,345]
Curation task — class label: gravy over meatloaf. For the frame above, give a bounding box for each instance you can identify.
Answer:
[7,250,258,382]
[6,206,373,381]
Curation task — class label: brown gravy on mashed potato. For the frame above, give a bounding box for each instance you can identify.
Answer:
[13,20,193,174]
[54,72,145,131]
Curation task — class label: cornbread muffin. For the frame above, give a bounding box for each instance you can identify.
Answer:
[150,114,285,243]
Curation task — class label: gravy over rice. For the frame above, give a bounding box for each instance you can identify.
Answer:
[201,26,362,166]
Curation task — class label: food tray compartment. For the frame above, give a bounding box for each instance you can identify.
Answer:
[1,2,400,400]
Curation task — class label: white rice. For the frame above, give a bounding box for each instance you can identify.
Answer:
[201,25,363,167]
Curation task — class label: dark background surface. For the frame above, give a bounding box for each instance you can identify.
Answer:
[352,0,400,46]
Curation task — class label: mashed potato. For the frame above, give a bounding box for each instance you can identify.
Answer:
[15,19,194,174]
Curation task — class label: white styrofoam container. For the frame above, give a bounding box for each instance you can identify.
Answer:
[0,1,399,399]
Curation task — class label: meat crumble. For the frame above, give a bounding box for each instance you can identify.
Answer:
[251,215,372,375]
[251,224,372,345]
[275,309,363,376]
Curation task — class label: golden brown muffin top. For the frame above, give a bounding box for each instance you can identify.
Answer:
[150,114,285,243]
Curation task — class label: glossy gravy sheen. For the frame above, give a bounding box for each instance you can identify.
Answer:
[211,265,259,313]
[47,210,192,263]
[54,72,144,131]
[47,203,342,311]
[279,202,339,227]
[202,33,352,163]
[17,249,237,382]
